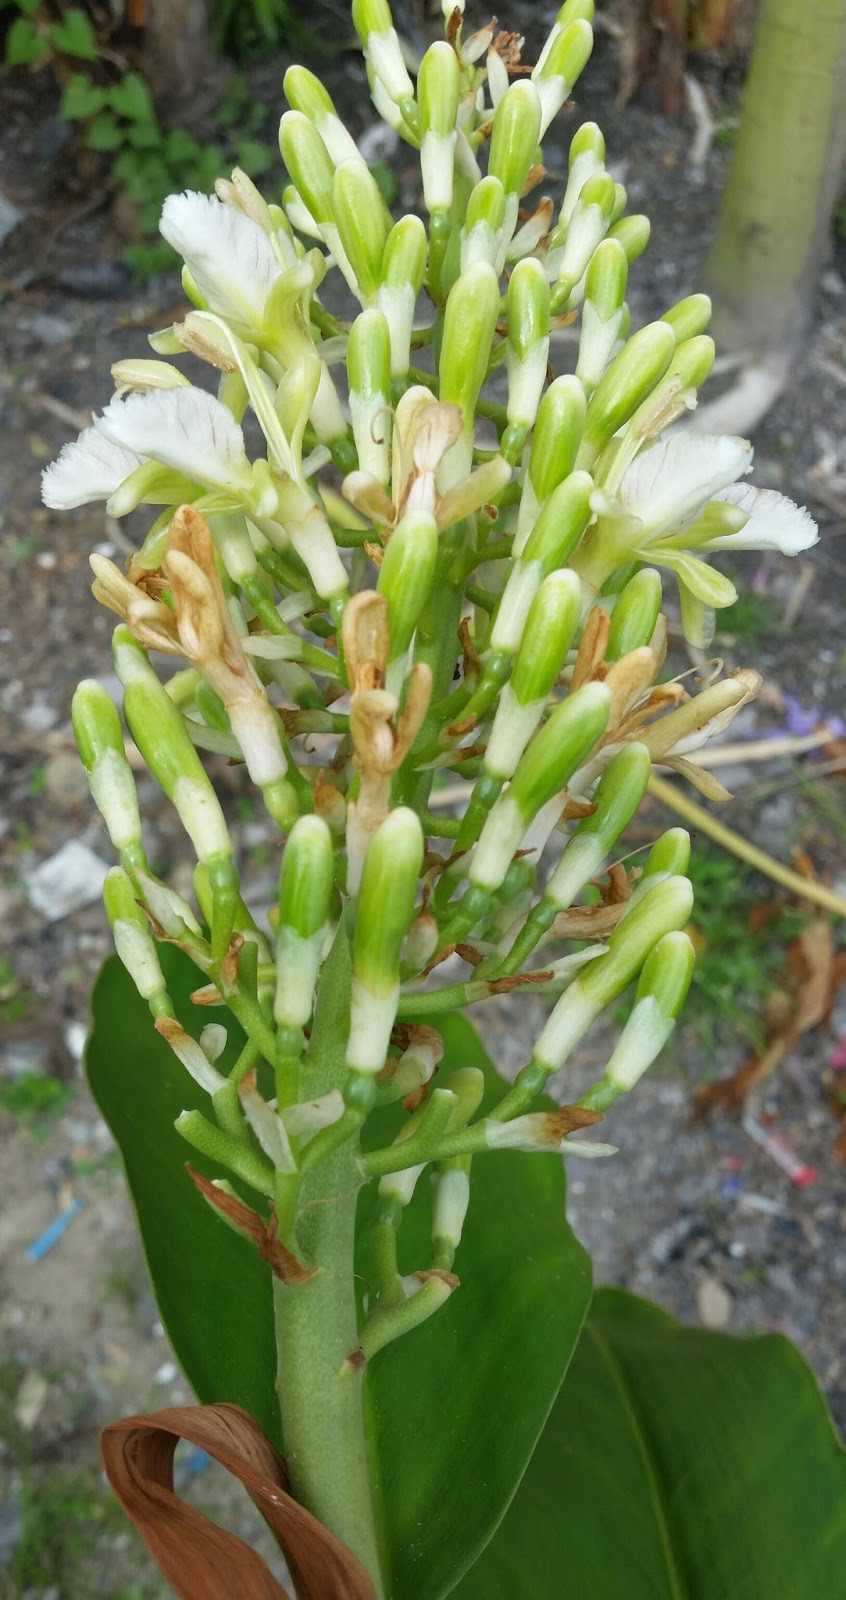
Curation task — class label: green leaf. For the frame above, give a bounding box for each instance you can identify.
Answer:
[85,110,124,151]
[87,946,591,1598]
[453,1287,846,1599]
[6,16,46,65]
[60,72,106,120]
[49,6,98,59]
[107,70,157,126]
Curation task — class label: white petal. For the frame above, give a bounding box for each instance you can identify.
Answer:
[159,191,282,328]
[619,431,753,541]
[42,426,144,509]
[94,388,251,495]
[708,483,819,554]
[561,1140,618,1159]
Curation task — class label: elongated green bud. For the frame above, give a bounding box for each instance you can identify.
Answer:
[607,213,650,263]
[377,215,427,376]
[349,808,423,1074]
[642,827,692,882]
[553,171,616,308]
[536,0,595,75]
[114,630,232,868]
[460,175,507,270]
[606,568,663,659]
[583,930,695,1106]
[419,41,459,214]
[516,375,587,553]
[505,258,550,449]
[471,682,611,890]
[104,866,170,1013]
[439,262,500,477]
[533,19,593,135]
[494,470,594,652]
[279,111,334,225]
[665,333,715,391]
[544,742,651,910]
[576,237,628,391]
[560,120,605,225]
[377,509,439,659]
[348,309,391,483]
[489,80,542,198]
[532,874,693,1073]
[283,66,361,165]
[275,815,334,1030]
[352,0,413,102]
[661,292,712,344]
[73,680,143,866]
[578,320,675,465]
[332,160,390,300]
[486,570,582,779]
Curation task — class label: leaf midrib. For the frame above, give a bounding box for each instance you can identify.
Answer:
[586,1321,690,1600]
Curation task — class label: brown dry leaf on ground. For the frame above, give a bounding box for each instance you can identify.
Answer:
[694,914,846,1117]
[101,1403,378,1600]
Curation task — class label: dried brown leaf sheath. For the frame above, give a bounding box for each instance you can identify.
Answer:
[101,1403,378,1600]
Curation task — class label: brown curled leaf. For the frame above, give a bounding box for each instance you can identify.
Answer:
[100,1402,379,1600]
[487,970,554,994]
[186,1167,317,1285]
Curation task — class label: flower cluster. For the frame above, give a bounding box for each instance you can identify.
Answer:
[48,0,816,1355]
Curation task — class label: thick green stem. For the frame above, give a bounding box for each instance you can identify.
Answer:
[272,925,386,1595]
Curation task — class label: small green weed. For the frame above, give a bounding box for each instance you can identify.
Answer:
[0,1071,73,1125]
[0,957,30,1023]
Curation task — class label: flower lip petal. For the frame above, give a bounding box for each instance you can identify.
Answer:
[94,387,251,496]
[159,190,283,328]
[618,430,754,542]
[707,483,819,554]
[42,427,144,509]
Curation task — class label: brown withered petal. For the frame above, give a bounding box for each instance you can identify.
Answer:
[661,755,734,803]
[548,1105,604,1135]
[550,900,629,939]
[100,1402,378,1600]
[487,969,554,994]
[570,606,611,692]
[187,1167,317,1285]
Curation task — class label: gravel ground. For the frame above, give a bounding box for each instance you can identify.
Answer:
[1,9,845,1595]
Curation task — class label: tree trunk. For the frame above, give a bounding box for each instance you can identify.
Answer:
[706,0,846,358]
[139,0,214,106]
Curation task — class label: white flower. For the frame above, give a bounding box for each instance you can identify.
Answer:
[617,432,754,544]
[159,191,283,330]
[42,428,143,509]
[94,388,253,497]
[707,482,818,554]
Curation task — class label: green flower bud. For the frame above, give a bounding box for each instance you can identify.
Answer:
[515,375,586,552]
[419,41,459,213]
[560,120,605,226]
[72,680,143,864]
[348,308,392,483]
[275,815,334,1031]
[576,237,628,391]
[506,258,551,436]
[352,0,413,102]
[588,929,695,1102]
[533,874,693,1072]
[488,80,542,198]
[349,808,424,1073]
[643,827,692,881]
[377,215,428,376]
[606,213,651,263]
[553,171,616,308]
[283,66,361,165]
[494,470,594,652]
[279,111,334,225]
[114,630,232,869]
[533,19,593,135]
[104,866,170,1012]
[460,175,507,271]
[486,570,582,779]
[606,568,663,659]
[578,320,676,466]
[439,262,501,477]
[543,742,651,909]
[471,682,611,890]
[431,1166,470,1259]
[661,292,712,344]
[377,509,439,659]
[666,333,715,391]
[332,160,390,300]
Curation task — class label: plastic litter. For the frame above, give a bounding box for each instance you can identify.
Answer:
[742,1113,818,1187]
[25,1196,85,1261]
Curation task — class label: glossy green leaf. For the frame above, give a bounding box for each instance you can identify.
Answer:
[87,946,592,1599]
[453,1287,846,1599]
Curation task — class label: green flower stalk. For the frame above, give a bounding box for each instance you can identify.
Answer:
[45,5,821,1587]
